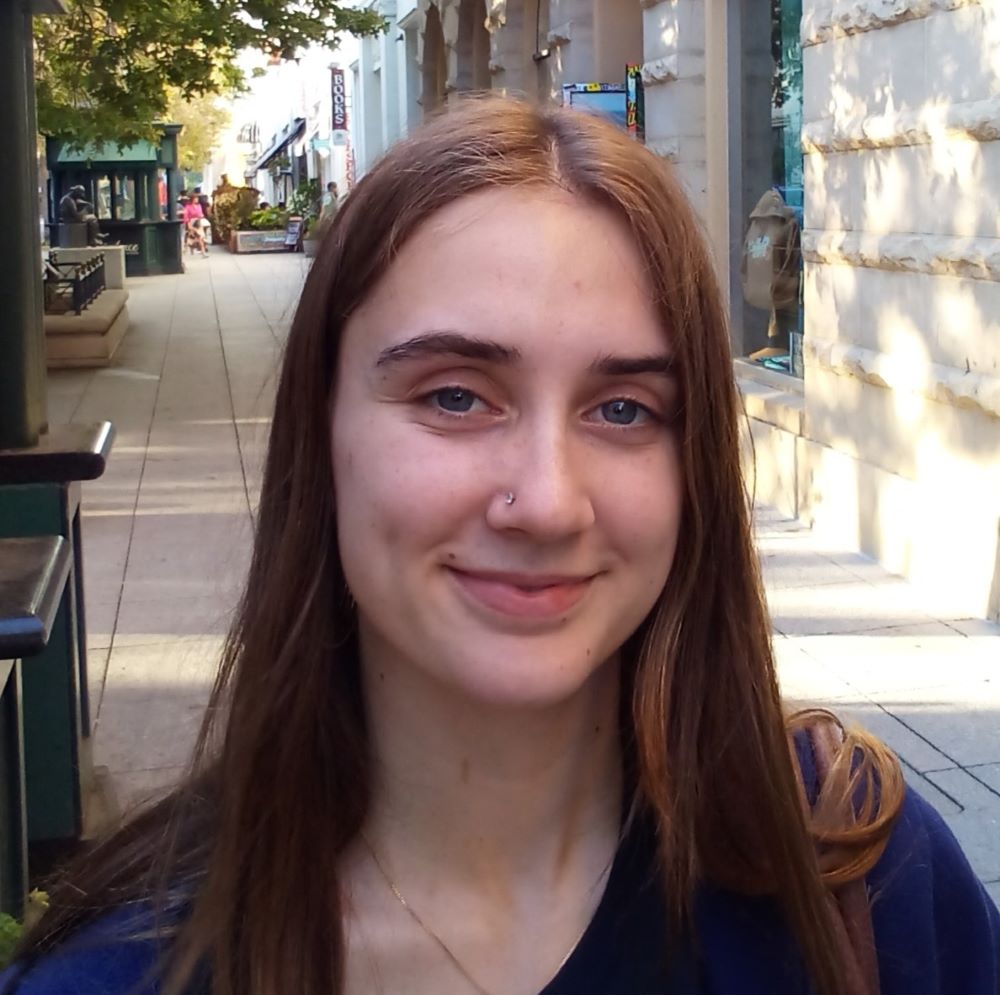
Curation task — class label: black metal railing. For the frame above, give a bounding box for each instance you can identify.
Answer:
[43,252,106,315]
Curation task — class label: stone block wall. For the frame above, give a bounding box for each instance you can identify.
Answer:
[640,0,706,211]
[798,0,1000,619]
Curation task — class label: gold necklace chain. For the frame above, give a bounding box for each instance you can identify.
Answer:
[363,837,611,995]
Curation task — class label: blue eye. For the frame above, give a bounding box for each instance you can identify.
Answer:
[601,399,646,425]
[433,387,477,413]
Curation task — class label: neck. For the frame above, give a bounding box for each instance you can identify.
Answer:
[359,645,624,887]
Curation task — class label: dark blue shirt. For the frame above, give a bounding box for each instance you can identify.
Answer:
[3,783,998,993]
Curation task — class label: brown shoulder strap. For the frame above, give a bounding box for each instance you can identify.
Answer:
[805,722,882,995]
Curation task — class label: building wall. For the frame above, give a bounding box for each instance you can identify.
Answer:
[795,0,1000,619]
[640,0,706,212]
[349,0,644,169]
[214,46,357,198]
[634,2,1000,618]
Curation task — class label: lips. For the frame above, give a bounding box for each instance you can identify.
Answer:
[447,567,596,619]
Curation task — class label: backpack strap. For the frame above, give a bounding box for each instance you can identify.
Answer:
[802,721,882,995]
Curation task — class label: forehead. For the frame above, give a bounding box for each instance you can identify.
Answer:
[344,186,667,360]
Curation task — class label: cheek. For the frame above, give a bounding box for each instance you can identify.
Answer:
[330,409,487,554]
[598,441,683,573]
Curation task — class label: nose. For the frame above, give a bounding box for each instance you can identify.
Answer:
[486,420,596,540]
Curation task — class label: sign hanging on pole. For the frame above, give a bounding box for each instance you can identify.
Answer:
[331,67,347,131]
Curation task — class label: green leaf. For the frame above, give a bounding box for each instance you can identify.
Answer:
[0,914,23,969]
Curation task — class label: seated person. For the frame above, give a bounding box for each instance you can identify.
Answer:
[180,196,209,257]
[57,185,104,246]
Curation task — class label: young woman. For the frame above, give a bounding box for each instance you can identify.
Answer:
[3,98,997,995]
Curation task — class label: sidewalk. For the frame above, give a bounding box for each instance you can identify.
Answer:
[49,248,999,903]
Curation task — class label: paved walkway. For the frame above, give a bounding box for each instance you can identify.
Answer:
[49,248,999,902]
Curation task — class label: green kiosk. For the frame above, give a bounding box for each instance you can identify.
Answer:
[47,124,185,276]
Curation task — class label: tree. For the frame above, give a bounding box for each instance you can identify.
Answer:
[34,0,384,148]
[165,89,231,175]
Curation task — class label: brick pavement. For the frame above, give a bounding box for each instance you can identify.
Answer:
[46,248,999,901]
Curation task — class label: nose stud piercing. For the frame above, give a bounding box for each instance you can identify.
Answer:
[504,492,516,506]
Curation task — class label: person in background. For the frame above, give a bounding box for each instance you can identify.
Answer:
[322,180,340,215]
[180,195,208,257]
[193,187,213,245]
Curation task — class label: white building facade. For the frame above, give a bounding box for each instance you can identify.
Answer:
[207,43,361,201]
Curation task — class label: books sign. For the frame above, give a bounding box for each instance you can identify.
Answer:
[331,68,347,130]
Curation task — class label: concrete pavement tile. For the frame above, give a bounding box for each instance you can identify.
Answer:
[120,572,247,605]
[72,370,160,427]
[944,618,1000,638]
[79,515,133,603]
[901,764,963,817]
[971,763,1000,793]
[788,625,997,695]
[86,645,111,726]
[145,419,240,458]
[768,579,938,636]
[924,767,1000,810]
[868,681,1000,768]
[756,535,896,583]
[987,881,1000,907]
[760,549,860,590]
[86,598,118,652]
[124,515,252,590]
[822,551,900,584]
[103,639,223,693]
[47,371,92,423]
[134,464,249,517]
[113,592,234,646]
[942,809,1000,882]
[834,700,956,772]
[94,692,208,772]
[774,639,862,703]
[81,456,145,516]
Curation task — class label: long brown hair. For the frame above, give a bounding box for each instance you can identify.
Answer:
[18,97,903,995]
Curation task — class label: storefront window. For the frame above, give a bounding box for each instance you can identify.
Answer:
[116,174,136,220]
[739,0,805,378]
[95,175,112,219]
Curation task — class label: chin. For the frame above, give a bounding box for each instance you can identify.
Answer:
[437,647,617,712]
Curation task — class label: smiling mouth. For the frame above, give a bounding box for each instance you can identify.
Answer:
[447,568,597,619]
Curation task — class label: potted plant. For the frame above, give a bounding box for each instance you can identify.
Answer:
[212,186,260,250]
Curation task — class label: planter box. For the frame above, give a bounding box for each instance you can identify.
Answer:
[229,230,290,253]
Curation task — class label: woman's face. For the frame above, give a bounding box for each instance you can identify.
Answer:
[331,187,683,708]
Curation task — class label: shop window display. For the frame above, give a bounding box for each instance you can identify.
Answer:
[741,0,804,378]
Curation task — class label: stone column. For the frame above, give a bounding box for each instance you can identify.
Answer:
[640,0,706,211]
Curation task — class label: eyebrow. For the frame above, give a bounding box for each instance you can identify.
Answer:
[588,353,676,377]
[374,331,675,378]
[375,331,521,368]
